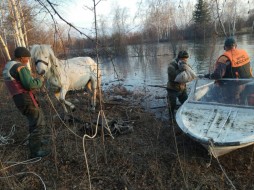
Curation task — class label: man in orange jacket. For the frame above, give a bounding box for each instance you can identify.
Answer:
[204,37,253,104]
[204,37,252,79]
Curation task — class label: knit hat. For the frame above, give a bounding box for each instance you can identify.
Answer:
[14,47,31,58]
[177,50,189,59]
[224,37,236,47]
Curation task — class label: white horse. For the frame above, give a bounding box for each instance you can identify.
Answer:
[30,44,101,113]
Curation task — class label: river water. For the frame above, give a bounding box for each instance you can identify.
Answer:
[100,34,254,120]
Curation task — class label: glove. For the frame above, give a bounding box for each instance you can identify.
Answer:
[204,74,211,79]
[198,74,212,79]
[198,74,205,79]
[38,75,45,83]
[180,64,188,71]
[40,86,47,95]
[178,60,188,71]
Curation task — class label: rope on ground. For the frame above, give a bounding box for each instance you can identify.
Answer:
[82,110,114,190]
[41,65,114,190]
[42,78,115,190]
[208,140,236,190]
[0,158,46,189]
[0,124,16,145]
[166,99,188,188]
[0,171,46,190]
[1,157,42,172]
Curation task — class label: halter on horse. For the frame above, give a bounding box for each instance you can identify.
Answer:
[30,44,101,112]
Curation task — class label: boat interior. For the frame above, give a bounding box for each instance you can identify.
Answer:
[190,79,254,107]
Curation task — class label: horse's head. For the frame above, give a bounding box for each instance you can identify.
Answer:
[30,44,54,75]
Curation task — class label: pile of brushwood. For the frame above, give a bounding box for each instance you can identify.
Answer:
[1,82,254,190]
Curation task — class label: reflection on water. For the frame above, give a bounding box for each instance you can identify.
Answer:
[100,34,254,120]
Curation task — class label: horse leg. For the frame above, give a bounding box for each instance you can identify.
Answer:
[60,89,76,112]
[55,89,76,112]
[55,91,68,113]
[86,79,96,112]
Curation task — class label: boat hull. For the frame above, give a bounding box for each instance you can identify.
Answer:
[203,142,254,157]
[176,100,254,158]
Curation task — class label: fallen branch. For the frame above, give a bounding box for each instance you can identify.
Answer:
[103,101,129,106]
[147,85,168,89]
[150,105,181,109]
[150,106,166,109]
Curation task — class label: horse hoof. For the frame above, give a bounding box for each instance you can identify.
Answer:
[71,107,76,112]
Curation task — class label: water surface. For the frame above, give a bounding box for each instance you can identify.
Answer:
[100,34,254,119]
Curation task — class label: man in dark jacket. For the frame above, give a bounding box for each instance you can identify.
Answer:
[2,47,50,158]
[167,50,190,121]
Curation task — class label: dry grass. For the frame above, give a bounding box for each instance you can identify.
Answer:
[1,82,254,190]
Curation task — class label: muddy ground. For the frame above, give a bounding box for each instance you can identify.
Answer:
[1,82,254,190]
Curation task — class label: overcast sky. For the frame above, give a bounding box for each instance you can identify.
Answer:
[54,0,254,37]
[61,0,139,30]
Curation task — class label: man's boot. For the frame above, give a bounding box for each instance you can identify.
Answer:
[29,127,51,158]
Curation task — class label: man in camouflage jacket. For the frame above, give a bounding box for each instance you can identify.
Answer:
[2,47,50,158]
[167,50,189,121]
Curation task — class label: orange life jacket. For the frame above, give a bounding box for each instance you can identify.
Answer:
[223,49,250,67]
[219,49,252,78]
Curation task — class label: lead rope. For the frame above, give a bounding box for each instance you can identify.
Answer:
[82,110,114,190]
[166,93,188,188]
[42,85,114,190]
[208,140,237,190]
[42,86,82,139]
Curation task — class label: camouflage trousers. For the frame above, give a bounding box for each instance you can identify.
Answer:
[13,93,50,158]
[167,88,188,120]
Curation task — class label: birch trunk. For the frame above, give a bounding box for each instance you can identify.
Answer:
[0,1,11,61]
[9,0,26,46]
[0,35,11,61]
[8,0,21,46]
[18,0,28,45]
[8,0,31,70]
[231,3,237,36]
[215,0,227,36]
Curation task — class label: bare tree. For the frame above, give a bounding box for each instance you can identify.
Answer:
[0,1,10,61]
[8,0,27,46]
[111,4,129,56]
[0,35,10,61]
[211,0,249,37]
[0,0,38,70]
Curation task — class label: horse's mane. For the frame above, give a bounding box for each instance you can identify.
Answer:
[31,44,61,81]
